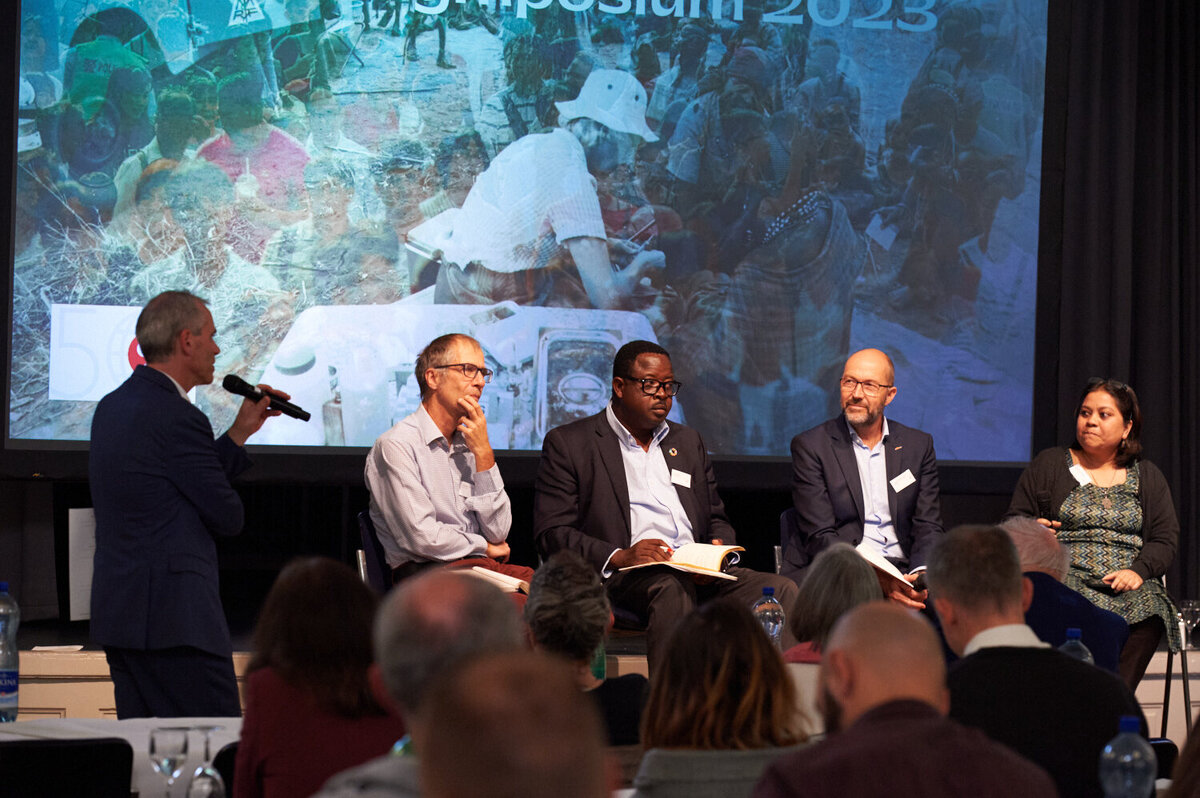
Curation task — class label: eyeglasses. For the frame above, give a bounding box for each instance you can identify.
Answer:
[840,377,892,397]
[621,376,682,396]
[433,363,493,383]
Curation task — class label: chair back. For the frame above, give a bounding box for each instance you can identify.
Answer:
[358,509,390,593]
[1150,737,1179,779]
[0,736,133,798]
[213,739,238,792]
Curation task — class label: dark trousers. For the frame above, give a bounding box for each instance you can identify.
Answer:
[105,646,241,719]
[1119,616,1165,689]
[605,566,800,672]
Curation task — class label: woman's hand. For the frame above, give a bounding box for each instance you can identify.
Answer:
[1102,569,1143,592]
[1035,517,1062,530]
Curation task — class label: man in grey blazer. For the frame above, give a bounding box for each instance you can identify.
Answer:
[89,290,282,717]
[786,348,944,606]
[534,340,797,667]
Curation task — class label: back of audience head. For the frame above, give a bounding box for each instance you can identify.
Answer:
[925,524,1031,656]
[418,651,610,798]
[525,551,610,666]
[641,600,804,750]
[373,569,524,719]
[1001,516,1069,581]
[790,542,883,650]
[819,603,947,732]
[248,556,385,717]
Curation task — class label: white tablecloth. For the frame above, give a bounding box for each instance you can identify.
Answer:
[0,716,242,796]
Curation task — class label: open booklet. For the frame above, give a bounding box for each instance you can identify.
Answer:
[456,566,531,594]
[855,547,917,590]
[617,542,745,581]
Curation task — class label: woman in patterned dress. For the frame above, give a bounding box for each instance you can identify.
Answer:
[1007,378,1180,689]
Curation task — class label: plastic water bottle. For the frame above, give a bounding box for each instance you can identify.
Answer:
[0,582,19,722]
[1058,627,1095,665]
[1098,715,1156,798]
[752,587,785,648]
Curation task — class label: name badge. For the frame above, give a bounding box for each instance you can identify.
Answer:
[890,469,915,493]
[671,469,692,489]
[1068,464,1091,485]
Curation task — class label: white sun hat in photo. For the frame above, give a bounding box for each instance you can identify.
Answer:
[555,69,658,143]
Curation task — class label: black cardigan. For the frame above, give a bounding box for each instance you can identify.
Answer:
[1005,447,1179,579]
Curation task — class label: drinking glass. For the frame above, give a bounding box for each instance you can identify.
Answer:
[1181,600,1200,649]
[149,726,190,797]
[186,725,227,798]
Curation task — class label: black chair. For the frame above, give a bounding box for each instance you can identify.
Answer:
[1160,643,1193,738]
[1150,737,1179,780]
[213,739,238,795]
[0,736,133,798]
[357,509,390,593]
[778,507,801,575]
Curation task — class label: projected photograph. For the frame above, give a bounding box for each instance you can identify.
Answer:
[9,0,1045,458]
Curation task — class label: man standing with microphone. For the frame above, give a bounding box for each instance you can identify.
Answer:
[89,290,287,718]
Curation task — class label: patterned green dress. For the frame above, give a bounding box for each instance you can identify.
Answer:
[1057,452,1182,652]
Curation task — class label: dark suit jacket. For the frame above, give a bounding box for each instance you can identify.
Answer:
[89,365,251,657]
[948,645,1145,798]
[785,416,943,580]
[1024,571,1129,675]
[533,410,734,571]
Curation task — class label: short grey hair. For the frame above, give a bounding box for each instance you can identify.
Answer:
[135,291,209,363]
[374,570,524,715]
[1001,516,1069,581]
[524,551,610,663]
[789,543,883,648]
[925,525,1023,613]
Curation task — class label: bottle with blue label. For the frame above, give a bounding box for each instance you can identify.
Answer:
[0,581,19,722]
[752,586,785,649]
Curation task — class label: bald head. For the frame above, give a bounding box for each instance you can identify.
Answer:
[820,603,948,728]
[843,348,895,387]
[419,652,609,798]
[374,570,524,717]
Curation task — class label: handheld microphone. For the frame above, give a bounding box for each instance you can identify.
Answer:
[222,374,311,422]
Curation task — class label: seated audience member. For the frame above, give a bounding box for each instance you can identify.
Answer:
[314,570,524,798]
[418,651,611,798]
[1002,515,1129,674]
[783,543,883,735]
[364,333,533,587]
[926,524,1145,798]
[525,551,648,745]
[753,603,1057,798]
[633,600,806,798]
[235,558,405,798]
[534,340,799,670]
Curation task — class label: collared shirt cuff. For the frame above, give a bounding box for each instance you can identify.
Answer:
[908,565,926,575]
[471,463,504,495]
[601,549,620,579]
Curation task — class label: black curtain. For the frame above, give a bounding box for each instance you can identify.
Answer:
[1039,0,1200,596]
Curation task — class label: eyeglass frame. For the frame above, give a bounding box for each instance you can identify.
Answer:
[432,363,494,383]
[839,376,893,397]
[619,375,683,396]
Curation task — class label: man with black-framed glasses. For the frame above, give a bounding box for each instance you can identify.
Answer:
[785,348,944,607]
[534,340,798,670]
[365,333,533,588]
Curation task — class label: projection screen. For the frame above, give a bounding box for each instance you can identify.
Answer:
[7,0,1046,460]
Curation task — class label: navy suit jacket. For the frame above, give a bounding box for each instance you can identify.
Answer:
[1024,571,1129,675]
[89,365,251,657]
[786,416,943,580]
[533,410,734,572]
